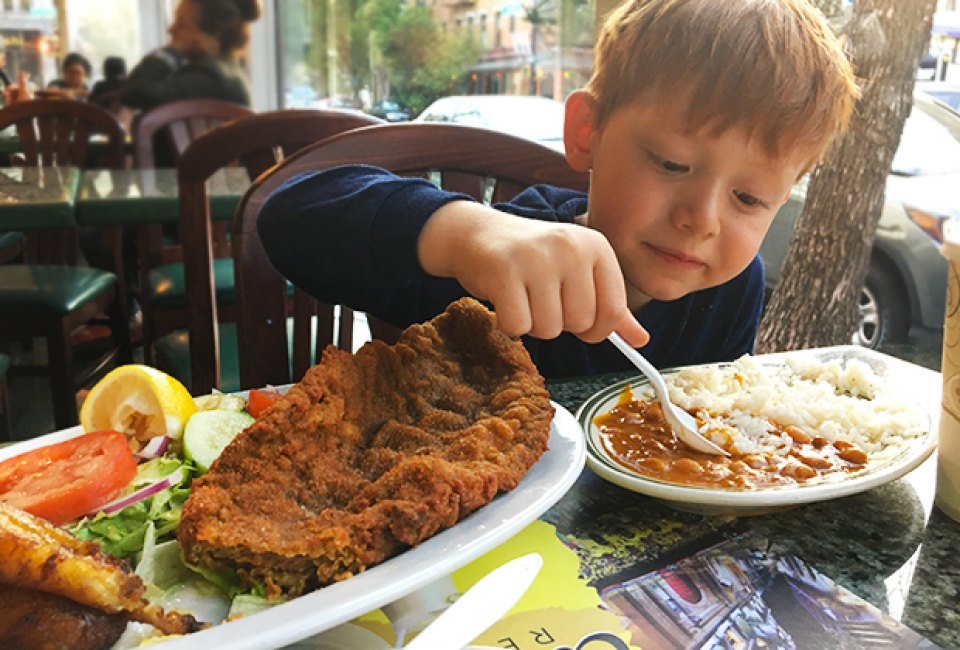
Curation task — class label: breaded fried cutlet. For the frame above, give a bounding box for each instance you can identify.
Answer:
[178,298,554,596]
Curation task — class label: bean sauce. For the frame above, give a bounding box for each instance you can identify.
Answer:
[593,389,868,489]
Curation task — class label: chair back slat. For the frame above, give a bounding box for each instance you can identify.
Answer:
[292,288,319,382]
[438,170,486,199]
[38,115,57,165]
[491,178,527,204]
[235,122,591,375]
[14,122,39,164]
[166,121,194,159]
[68,120,94,166]
[172,109,383,394]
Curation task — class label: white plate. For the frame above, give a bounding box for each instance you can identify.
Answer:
[0,401,584,650]
[577,346,938,516]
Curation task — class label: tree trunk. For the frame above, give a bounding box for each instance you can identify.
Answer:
[756,0,936,353]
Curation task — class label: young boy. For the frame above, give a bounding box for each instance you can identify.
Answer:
[257,0,858,379]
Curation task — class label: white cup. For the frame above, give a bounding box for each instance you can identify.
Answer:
[937,219,960,522]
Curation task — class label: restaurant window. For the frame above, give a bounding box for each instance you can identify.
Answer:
[272,0,595,113]
[64,0,145,87]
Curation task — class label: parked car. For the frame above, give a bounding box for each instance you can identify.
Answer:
[415,94,566,152]
[914,81,960,112]
[760,90,960,348]
[917,51,940,81]
[367,99,412,122]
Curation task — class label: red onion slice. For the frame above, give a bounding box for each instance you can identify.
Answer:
[136,435,172,461]
[92,467,186,516]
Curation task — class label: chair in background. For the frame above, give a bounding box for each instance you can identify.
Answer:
[0,99,131,429]
[154,108,384,395]
[131,99,255,364]
[132,98,255,169]
[0,98,125,265]
[227,122,590,393]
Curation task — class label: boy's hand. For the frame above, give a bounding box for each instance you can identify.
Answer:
[419,201,650,347]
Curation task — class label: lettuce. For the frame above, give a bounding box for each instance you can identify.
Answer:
[69,456,197,562]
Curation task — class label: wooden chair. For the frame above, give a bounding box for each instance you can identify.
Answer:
[132,98,255,169]
[154,108,384,395]
[0,100,131,429]
[131,99,255,364]
[227,123,590,393]
[0,98,125,265]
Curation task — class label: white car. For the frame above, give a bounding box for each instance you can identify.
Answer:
[415,95,566,153]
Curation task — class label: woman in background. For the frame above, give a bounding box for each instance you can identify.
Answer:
[120,0,260,112]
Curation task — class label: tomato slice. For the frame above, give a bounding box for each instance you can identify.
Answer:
[0,430,137,525]
[247,388,282,418]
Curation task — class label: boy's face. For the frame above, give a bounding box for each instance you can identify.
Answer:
[564,91,805,304]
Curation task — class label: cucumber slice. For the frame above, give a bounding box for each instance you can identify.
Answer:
[183,410,255,473]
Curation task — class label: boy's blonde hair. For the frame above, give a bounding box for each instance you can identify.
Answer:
[587,0,859,172]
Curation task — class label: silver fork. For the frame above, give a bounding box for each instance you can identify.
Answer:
[607,332,730,456]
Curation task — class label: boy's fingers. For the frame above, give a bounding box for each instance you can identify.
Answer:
[560,272,598,336]
[489,288,533,339]
[615,312,650,348]
[528,284,564,340]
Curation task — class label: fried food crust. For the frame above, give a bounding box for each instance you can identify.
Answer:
[0,501,200,636]
[0,584,127,650]
[179,298,554,596]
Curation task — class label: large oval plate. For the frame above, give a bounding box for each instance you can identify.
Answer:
[576,346,938,516]
[0,400,585,649]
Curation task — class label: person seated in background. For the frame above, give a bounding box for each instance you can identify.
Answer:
[88,56,127,107]
[47,52,91,100]
[120,0,260,113]
[257,0,860,379]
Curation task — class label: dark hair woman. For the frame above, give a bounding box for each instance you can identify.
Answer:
[120,0,261,112]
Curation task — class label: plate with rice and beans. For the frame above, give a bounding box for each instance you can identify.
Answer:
[577,346,936,515]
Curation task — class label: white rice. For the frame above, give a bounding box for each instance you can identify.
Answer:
[639,354,928,460]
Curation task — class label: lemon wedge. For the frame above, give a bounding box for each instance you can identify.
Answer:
[80,365,198,442]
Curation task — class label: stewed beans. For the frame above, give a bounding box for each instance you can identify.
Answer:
[593,395,868,489]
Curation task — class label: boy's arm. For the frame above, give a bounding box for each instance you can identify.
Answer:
[258,164,647,346]
[257,165,468,319]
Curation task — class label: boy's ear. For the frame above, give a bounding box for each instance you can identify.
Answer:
[564,90,598,172]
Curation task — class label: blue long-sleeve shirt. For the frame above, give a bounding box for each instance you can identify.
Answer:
[257,165,765,379]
